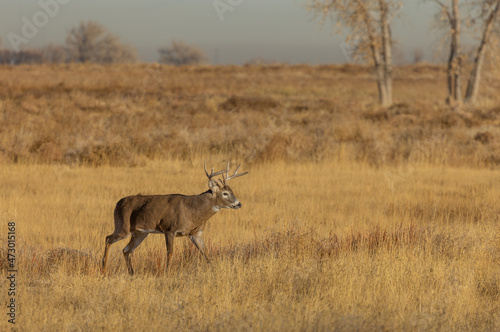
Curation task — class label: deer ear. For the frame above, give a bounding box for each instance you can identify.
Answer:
[208,180,219,193]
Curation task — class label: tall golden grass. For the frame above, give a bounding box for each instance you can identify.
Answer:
[0,64,499,330]
[0,161,499,330]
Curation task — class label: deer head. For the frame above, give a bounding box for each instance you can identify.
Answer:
[205,161,248,210]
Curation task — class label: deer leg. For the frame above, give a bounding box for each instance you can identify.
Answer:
[189,231,210,262]
[123,232,149,276]
[102,232,130,275]
[164,232,175,272]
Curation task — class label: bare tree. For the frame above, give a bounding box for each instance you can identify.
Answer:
[465,0,500,103]
[158,39,207,66]
[429,0,500,105]
[65,21,138,64]
[430,0,464,104]
[307,0,401,107]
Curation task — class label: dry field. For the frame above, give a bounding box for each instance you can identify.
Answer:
[0,63,500,166]
[0,64,500,331]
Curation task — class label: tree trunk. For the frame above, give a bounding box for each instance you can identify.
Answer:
[447,0,462,105]
[379,0,393,107]
[352,0,393,107]
[465,0,500,104]
[359,1,389,107]
[446,47,454,104]
[371,40,391,106]
[375,62,388,106]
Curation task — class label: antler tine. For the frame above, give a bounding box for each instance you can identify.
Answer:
[204,161,209,178]
[204,160,226,180]
[225,163,248,182]
[233,164,241,174]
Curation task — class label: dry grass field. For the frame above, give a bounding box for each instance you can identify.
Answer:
[0,63,500,331]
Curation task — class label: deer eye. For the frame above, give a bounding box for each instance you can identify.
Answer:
[222,192,229,198]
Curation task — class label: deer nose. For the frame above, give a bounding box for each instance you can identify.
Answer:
[233,202,242,209]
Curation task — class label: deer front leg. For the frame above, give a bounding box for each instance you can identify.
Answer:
[189,231,210,262]
[164,232,175,272]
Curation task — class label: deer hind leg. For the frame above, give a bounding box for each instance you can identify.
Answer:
[102,207,132,275]
[101,232,131,275]
[123,231,149,276]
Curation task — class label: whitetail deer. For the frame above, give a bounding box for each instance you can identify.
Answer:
[101,161,247,275]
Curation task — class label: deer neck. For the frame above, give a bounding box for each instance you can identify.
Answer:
[187,191,220,222]
[204,190,221,214]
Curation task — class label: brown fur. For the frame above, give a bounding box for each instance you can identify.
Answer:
[101,175,244,275]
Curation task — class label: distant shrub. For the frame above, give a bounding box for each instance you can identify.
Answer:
[0,49,45,65]
[158,40,207,66]
[220,95,279,112]
[65,21,138,64]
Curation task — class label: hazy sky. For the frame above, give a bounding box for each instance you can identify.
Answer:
[0,0,438,64]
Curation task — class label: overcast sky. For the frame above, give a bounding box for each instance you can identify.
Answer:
[0,0,439,64]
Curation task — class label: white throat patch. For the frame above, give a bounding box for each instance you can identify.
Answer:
[212,205,220,212]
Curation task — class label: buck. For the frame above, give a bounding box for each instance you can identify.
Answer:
[101,161,247,275]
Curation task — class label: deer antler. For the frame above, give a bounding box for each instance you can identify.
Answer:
[204,161,226,180]
[224,160,248,182]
